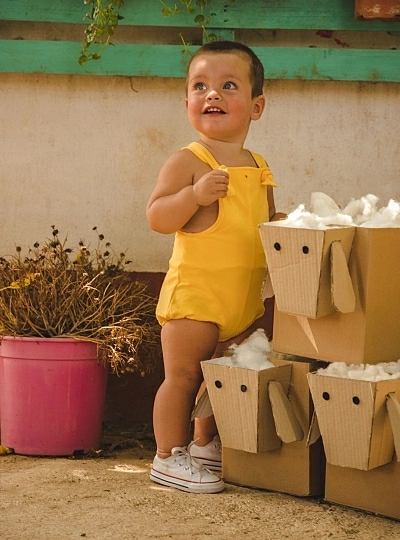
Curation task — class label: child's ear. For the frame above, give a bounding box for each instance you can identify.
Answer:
[252,95,266,119]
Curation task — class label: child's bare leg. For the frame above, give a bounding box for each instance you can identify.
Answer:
[193,384,218,446]
[193,416,218,446]
[153,318,219,457]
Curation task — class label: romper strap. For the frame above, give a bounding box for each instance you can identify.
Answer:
[184,142,271,171]
[183,142,221,169]
[250,152,277,187]
[250,151,267,168]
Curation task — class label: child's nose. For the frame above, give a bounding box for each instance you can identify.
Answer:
[206,89,221,101]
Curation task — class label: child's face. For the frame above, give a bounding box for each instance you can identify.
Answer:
[186,52,265,143]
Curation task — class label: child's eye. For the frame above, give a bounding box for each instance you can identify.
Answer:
[194,82,207,90]
[223,81,237,90]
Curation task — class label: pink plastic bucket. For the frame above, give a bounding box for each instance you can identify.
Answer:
[0,336,108,456]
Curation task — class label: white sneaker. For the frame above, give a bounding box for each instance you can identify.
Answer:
[150,445,224,494]
[189,435,222,472]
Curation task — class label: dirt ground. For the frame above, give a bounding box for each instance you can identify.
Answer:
[1,422,400,540]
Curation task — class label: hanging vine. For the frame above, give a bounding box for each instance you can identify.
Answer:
[78,0,236,65]
[160,0,230,43]
[79,0,125,65]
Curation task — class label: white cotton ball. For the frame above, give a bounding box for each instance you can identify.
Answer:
[229,329,274,370]
[229,328,270,354]
[232,348,275,370]
[347,367,365,380]
[343,194,379,226]
[298,213,322,229]
[317,358,400,382]
[285,204,305,221]
[377,365,390,378]
[360,215,385,228]
[277,193,400,231]
[342,198,363,219]
[334,362,351,378]
[318,362,347,378]
[283,205,309,226]
[380,361,400,375]
[359,194,379,220]
[361,199,400,228]
[320,214,354,228]
[362,365,382,381]
[387,199,400,224]
[241,328,272,354]
[284,193,356,230]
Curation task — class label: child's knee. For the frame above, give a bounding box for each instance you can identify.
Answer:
[167,369,203,394]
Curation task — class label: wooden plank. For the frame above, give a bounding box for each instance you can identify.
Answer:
[1,40,399,82]
[0,0,87,23]
[1,0,399,31]
[255,46,400,82]
[0,41,189,77]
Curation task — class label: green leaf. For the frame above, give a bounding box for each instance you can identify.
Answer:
[161,7,173,16]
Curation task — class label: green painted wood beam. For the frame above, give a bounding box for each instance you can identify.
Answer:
[1,0,400,31]
[1,40,399,82]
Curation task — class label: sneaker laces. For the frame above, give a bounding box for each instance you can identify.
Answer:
[172,444,204,475]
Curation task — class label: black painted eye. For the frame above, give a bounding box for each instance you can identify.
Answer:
[240,385,247,392]
[352,396,360,405]
[274,242,281,251]
[302,246,309,254]
[322,392,330,401]
[215,380,222,388]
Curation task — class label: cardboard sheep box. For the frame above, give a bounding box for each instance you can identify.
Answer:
[200,357,294,453]
[201,356,326,497]
[307,371,400,471]
[259,223,356,319]
[260,226,400,364]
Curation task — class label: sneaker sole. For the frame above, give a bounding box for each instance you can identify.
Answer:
[149,469,225,494]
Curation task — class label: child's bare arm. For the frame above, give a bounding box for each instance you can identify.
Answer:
[146,150,229,234]
[267,186,287,222]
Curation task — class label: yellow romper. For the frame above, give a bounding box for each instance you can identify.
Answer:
[156,142,277,341]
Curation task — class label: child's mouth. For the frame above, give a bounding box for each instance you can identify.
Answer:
[204,107,225,114]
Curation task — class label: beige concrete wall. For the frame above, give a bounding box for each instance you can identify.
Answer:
[1,73,399,272]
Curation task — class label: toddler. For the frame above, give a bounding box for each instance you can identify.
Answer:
[146,40,284,493]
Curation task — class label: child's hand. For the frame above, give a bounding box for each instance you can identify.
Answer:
[193,168,230,206]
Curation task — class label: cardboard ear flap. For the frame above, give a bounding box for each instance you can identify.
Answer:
[261,270,274,300]
[386,392,400,462]
[330,240,356,313]
[268,380,304,443]
[191,387,213,420]
[306,411,321,446]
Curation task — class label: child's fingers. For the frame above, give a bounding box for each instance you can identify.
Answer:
[193,169,230,205]
[212,169,229,181]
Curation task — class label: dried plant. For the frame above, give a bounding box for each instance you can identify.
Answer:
[0,226,160,375]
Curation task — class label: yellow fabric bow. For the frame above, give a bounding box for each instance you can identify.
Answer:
[260,168,277,187]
